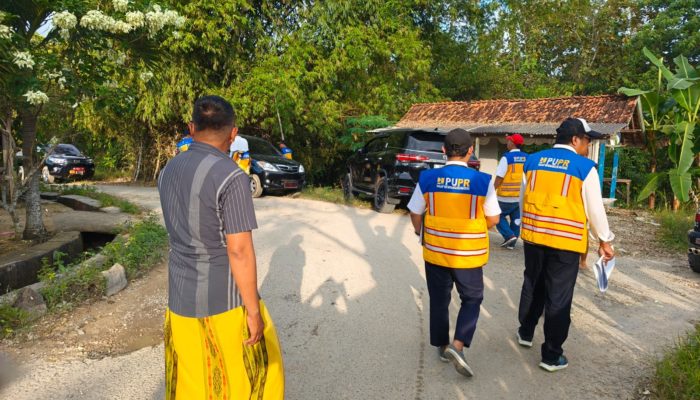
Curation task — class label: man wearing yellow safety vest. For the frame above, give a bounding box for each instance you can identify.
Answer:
[408,128,501,378]
[493,134,528,250]
[517,117,614,372]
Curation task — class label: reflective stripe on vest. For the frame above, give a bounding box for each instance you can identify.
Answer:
[520,148,594,253]
[497,151,527,198]
[418,165,492,269]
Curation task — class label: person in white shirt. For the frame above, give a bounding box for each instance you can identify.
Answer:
[516,117,614,372]
[493,134,528,249]
[229,135,250,174]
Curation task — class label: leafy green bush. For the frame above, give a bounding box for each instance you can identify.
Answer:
[102,216,168,279]
[656,208,694,252]
[58,185,141,214]
[39,262,105,310]
[37,216,167,310]
[0,304,29,338]
[653,324,700,399]
[93,166,132,182]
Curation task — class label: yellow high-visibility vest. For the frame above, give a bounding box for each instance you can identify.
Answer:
[496,151,528,198]
[521,148,595,253]
[419,165,492,269]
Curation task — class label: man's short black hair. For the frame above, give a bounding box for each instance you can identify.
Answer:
[444,128,473,157]
[192,95,236,133]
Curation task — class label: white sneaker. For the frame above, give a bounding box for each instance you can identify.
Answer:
[516,331,533,348]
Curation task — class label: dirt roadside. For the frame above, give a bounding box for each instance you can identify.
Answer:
[0,188,698,400]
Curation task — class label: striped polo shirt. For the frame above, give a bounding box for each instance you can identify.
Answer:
[158,141,257,318]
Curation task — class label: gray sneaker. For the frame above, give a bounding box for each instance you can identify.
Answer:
[444,344,474,377]
[438,346,449,363]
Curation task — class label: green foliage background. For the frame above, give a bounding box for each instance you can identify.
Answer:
[6,0,700,186]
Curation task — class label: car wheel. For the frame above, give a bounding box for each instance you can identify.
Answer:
[342,173,354,201]
[41,166,55,184]
[373,177,395,213]
[250,174,263,198]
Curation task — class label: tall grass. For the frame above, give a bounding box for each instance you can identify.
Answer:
[656,209,694,252]
[652,324,700,399]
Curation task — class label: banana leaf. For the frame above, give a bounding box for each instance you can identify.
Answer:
[674,55,698,79]
[637,172,665,202]
[669,168,692,203]
[676,121,696,174]
[644,47,675,81]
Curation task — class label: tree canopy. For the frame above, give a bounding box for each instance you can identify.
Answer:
[1,0,698,194]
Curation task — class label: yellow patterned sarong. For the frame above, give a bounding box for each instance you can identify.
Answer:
[164,301,285,399]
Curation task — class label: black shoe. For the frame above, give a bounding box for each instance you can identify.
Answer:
[499,238,510,247]
[539,355,568,372]
[504,236,518,249]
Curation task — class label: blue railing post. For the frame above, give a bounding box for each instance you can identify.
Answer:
[609,148,619,199]
[598,142,606,191]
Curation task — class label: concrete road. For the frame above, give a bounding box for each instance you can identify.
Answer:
[2,185,699,399]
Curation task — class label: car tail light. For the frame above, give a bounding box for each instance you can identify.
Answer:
[396,153,429,163]
[398,187,411,193]
[695,212,700,223]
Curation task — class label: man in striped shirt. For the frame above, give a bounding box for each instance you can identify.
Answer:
[158,96,284,398]
[516,118,614,372]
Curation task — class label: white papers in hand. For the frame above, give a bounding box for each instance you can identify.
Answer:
[593,256,616,293]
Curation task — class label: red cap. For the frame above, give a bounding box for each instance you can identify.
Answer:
[506,134,524,146]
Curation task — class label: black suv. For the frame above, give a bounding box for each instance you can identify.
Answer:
[41,144,95,183]
[245,135,306,198]
[343,128,479,213]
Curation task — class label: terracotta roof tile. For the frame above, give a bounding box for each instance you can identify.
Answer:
[396,95,638,128]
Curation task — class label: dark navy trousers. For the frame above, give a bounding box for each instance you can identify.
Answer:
[518,242,580,363]
[424,261,484,348]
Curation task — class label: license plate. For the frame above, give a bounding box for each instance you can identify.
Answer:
[70,168,85,175]
[283,180,298,189]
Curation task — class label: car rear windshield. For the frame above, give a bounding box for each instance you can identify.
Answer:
[406,132,445,153]
[54,144,82,156]
[247,137,281,156]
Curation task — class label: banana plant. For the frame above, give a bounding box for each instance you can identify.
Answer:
[619,47,700,204]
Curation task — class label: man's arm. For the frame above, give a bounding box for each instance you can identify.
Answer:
[410,212,423,235]
[493,176,504,190]
[226,232,263,345]
[483,182,502,228]
[582,169,615,261]
[221,172,263,345]
[407,184,426,235]
[493,157,508,189]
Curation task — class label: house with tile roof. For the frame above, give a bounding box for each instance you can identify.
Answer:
[392,95,643,178]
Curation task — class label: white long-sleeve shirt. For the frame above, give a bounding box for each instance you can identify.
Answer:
[519,144,615,243]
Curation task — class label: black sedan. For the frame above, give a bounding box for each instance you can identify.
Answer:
[42,144,95,183]
[244,135,305,198]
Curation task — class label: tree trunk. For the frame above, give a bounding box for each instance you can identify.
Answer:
[153,142,162,182]
[648,130,657,210]
[20,109,46,240]
[133,139,143,183]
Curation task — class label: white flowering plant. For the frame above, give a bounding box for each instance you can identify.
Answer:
[22,90,49,106]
